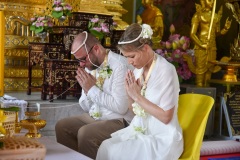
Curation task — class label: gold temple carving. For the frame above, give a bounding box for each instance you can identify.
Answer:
[1,1,45,91]
[1,0,129,92]
[103,0,129,30]
[78,0,109,14]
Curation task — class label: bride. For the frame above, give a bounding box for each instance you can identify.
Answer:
[96,23,183,160]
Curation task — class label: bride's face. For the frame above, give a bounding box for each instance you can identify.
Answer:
[122,50,148,69]
[121,45,150,69]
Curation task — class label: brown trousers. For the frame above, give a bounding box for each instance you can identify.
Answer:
[55,113,126,159]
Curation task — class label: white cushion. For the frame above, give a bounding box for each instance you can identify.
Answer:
[200,140,240,156]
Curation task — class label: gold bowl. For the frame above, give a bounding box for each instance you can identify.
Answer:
[20,119,46,138]
[210,60,240,82]
[25,111,40,117]
[25,111,41,120]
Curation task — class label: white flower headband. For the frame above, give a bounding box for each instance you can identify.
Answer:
[118,24,153,45]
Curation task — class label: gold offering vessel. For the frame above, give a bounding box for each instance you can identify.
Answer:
[20,119,46,138]
[210,60,240,82]
[20,104,46,138]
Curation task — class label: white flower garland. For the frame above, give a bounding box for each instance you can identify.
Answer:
[132,102,146,117]
[89,104,102,120]
[131,53,157,134]
[89,65,112,120]
[96,65,112,90]
[132,87,147,134]
[89,51,112,120]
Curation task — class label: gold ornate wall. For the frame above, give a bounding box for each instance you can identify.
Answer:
[103,0,129,30]
[1,0,128,92]
[46,0,128,29]
[1,1,46,91]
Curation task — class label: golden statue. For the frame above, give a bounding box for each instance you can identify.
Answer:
[184,0,232,87]
[225,0,240,62]
[137,0,164,48]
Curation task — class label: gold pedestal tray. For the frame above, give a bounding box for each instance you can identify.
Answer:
[20,119,46,138]
[208,79,240,93]
[210,60,240,82]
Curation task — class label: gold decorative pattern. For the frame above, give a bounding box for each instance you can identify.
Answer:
[5,49,29,57]
[0,0,46,5]
[5,35,38,49]
[65,0,81,12]
[78,0,109,14]
[6,16,32,35]
[4,78,42,91]
[0,2,45,15]
[4,68,42,78]
[102,0,128,30]
[225,1,240,62]
[2,0,129,92]
[2,1,46,91]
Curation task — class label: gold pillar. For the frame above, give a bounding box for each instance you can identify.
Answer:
[0,11,5,96]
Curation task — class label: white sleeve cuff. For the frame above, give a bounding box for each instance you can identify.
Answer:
[87,85,100,100]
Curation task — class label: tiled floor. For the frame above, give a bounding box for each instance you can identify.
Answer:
[3,91,240,158]
[2,91,233,141]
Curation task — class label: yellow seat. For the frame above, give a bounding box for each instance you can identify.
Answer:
[178,93,214,160]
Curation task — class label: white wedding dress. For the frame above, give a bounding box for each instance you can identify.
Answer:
[96,55,183,160]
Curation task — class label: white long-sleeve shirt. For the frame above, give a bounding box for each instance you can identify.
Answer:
[79,51,134,122]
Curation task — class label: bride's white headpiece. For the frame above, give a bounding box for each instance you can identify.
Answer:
[118,24,153,45]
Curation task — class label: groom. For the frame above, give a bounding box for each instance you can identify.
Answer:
[55,31,134,159]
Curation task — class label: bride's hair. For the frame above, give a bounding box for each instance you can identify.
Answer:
[117,23,153,52]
